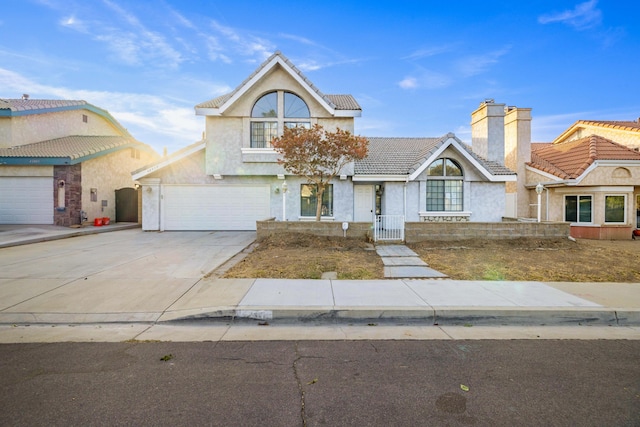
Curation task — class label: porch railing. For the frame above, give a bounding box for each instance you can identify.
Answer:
[374,215,405,242]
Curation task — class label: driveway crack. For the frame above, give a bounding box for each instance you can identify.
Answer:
[293,341,307,427]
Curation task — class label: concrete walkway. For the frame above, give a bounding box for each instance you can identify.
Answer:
[0,225,639,334]
[376,244,448,278]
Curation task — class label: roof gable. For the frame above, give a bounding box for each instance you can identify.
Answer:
[553,119,640,144]
[194,51,361,117]
[0,135,153,165]
[354,134,515,182]
[528,134,640,179]
[0,98,132,138]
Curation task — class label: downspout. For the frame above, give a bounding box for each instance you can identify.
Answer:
[404,175,409,220]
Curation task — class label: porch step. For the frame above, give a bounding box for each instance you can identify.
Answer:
[376,244,448,279]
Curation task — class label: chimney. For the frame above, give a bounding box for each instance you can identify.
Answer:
[471,100,505,164]
[504,106,532,218]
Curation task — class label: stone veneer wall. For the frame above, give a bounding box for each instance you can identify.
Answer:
[53,164,82,226]
[256,219,570,242]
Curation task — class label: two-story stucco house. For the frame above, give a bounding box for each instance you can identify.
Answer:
[524,119,640,239]
[0,98,158,226]
[133,52,518,232]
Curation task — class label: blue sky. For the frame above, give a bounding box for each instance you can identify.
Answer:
[1,0,639,154]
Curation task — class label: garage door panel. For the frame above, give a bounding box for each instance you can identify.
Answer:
[163,185,270,230]
[0,177,53,224]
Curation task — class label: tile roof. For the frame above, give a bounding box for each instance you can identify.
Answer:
[579,119,640,132]
[0,98,88,112]
[0,135,144,161]
[355,137,443,175]
[528,134,640,179]
[355,136,515,177]
[195,51,361,111]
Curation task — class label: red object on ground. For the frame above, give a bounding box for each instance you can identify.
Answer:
[102,217,110,225]
[94,218,103,226]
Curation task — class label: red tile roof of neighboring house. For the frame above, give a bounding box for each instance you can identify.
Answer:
[578,119,640,132]
[528,134,640,179]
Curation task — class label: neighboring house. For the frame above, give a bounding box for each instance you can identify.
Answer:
[0,98,158,226]
[525,119,640,239]
[133,52,517,232]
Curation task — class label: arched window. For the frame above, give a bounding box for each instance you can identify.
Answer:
[250,91,310,148]
[426,158,463,211]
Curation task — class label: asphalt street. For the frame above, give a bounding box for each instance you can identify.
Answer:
[1,340,639,426]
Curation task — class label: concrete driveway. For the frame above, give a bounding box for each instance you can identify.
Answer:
[0,229,256,323]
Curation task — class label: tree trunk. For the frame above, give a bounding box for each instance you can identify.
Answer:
[315,185,325,222]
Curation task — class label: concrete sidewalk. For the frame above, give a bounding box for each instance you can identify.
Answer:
[0,225,639,328]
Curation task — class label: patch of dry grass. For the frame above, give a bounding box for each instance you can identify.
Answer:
[223,234,640,282]
[410,238,640,282]
[224,233,383,280]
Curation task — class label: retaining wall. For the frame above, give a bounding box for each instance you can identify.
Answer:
[256,218,570,242]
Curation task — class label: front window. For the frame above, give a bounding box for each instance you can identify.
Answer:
[426,158,463,211]
[605,195,625,223]
[301,184,333,217]
[565,195,592,223]
[250,91,310,148]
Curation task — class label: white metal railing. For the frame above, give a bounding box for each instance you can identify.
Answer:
[374,215,405,242]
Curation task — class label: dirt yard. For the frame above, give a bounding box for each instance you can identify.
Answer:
[223,233,640,282]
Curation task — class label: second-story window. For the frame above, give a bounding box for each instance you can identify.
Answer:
[250,91,310,148]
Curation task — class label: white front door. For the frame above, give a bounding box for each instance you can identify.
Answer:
[354,185,374,222]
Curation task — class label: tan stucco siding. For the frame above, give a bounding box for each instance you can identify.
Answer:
[149,151,216,184]
[563,125,640,150]
[577,165,639,186]
[0,118,11,147]
[3,109,122,148]
[0,165,53,177]
[81,148,155,221]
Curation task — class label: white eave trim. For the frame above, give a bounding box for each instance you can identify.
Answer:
[215,56,337,117]
[132,141,205,180]
[195,107,220,116]
[408,137,515,182]
[352,174,409,182]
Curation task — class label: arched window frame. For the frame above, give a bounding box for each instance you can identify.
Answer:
[249,91,311,148]
[425,158,464,212]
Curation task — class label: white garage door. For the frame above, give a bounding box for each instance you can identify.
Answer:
[0,177,53,224]
[162,185,271,230]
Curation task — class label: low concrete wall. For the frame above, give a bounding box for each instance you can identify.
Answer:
[405,221,570,243]
[257,219,570,242]
[257,219,373,241]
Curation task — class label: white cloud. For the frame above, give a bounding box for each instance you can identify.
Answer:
[60,15,88,32]
[398,77,418,89]
[209,20,274,61]
[398,70,451,90]
[538,0,602,30]
[0,67,214,153]
[403,45,454,60]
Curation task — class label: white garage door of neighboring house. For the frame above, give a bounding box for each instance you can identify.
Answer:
[0,177,53,224]
[162,185,271,230]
